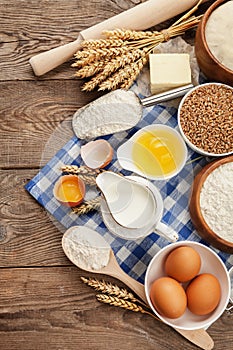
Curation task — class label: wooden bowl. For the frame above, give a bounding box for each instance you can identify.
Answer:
[189,155,233,253]
[195,0,233,86]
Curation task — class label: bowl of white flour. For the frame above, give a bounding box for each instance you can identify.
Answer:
[189,155,233,253]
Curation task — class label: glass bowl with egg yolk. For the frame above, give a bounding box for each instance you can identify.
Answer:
[117,124,187,181]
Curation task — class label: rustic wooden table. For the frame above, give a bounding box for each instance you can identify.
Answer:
[0,0,232,349]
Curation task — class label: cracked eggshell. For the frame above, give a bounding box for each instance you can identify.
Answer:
[81,139,113,169]
[53,174,86,207]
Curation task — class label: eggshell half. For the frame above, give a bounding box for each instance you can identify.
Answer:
[81,139,113,169]
[53,174,86,207]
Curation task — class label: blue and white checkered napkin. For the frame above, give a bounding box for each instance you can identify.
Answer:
[25,80,233,283]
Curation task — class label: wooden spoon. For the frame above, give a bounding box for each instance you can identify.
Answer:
[62,226,214,350]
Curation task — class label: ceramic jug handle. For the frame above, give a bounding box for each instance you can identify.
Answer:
[155,222,178,242]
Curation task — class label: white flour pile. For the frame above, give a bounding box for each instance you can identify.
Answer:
[72,89,142,139]
[62,226,111,270]
[200,162,233,243]
[205,0,233,71]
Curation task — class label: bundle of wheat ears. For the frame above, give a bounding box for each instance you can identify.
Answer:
[72,0,203,91]
[81,276,160,321]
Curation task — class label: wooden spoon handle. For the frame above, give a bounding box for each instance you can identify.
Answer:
[176,328,214,350]
[107,255,214,350]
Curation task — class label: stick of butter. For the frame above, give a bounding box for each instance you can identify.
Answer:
[149,53,192,94]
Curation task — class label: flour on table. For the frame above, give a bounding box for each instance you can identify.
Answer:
[200,162,233,243]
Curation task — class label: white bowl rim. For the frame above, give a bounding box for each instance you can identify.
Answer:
[177,82,233,158]
[144,241,231,330]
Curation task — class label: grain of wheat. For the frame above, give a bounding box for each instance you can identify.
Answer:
[179,84,233,154]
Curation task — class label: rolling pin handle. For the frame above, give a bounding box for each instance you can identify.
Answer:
[29,36,83,76]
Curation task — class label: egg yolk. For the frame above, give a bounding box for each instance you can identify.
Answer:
[132,130,177,177]
[58,179,83,202]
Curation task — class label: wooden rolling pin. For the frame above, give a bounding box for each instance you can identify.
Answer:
[29,0,206,76]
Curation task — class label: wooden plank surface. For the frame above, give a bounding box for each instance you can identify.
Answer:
[0,0,232,349]
[0,0,145,80]
[0,266,232,350]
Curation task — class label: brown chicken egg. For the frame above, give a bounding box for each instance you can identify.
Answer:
[165,246,201,282]
[150,277,187,319]
[186,273,221,315]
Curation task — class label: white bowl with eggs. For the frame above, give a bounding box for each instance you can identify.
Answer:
[144,241,230,330]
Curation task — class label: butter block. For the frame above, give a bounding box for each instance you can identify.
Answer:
[149,53,192,94]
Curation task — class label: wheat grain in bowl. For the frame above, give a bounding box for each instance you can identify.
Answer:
[178,83,233,157]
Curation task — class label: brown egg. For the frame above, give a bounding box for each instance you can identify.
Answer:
[165,246,201,282]
[186,273,221,315]
[150,277,187,319]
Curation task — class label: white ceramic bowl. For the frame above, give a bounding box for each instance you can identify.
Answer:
[145,241,230,330]
[177,83,233,157]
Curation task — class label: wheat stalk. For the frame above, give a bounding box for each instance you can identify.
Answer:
[71,197,101,215]
[74,60,107,78]
[61,165,103,177]
[78,174,97,186]
[96,294,160,321]
[73,46,129,66]
[81,277,148,307]
[98,52,147,91]
[81,48,144,91]
[81,38,126,49]
[73,1,204,91]
[103,29,155,40]
[61,164,103,185]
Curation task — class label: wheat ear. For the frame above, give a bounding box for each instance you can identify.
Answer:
[61,165,103,177]
[81,277,148,307]
[103,29,154,40]
[71,197,101,215]
[81,38,126,49]
[96,294,160,321]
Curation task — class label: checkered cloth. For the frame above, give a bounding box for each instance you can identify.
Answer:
[25,80,233,283]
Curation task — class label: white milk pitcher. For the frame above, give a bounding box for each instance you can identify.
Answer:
[96,172,178,242]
